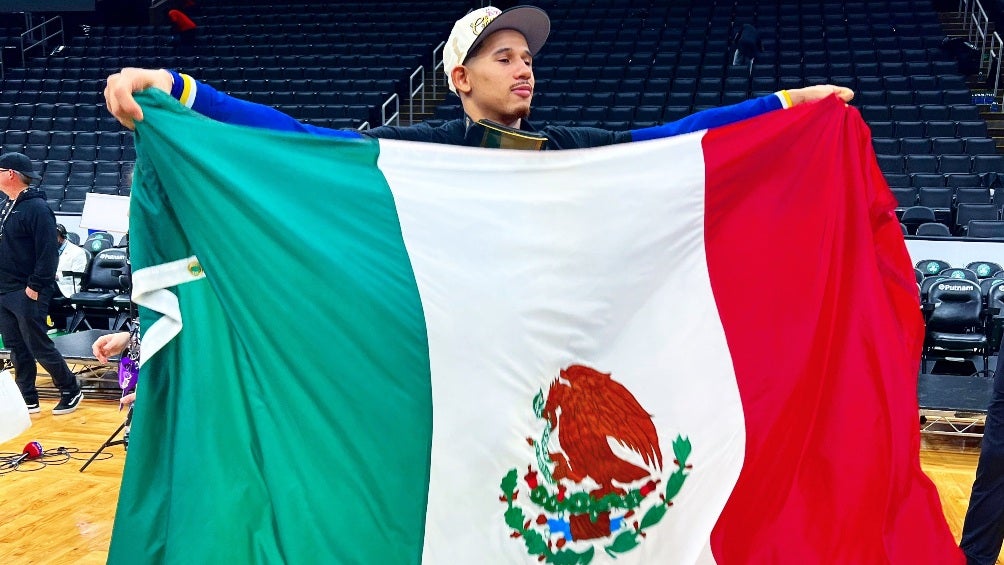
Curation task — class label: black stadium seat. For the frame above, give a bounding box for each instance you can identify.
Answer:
[922,277,989,375]
[966,220,1004,240]
[915,222,952,237]
[917,259,951,277]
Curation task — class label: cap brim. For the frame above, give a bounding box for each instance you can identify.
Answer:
[467,6,550,62]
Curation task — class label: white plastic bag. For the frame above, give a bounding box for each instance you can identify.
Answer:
[0,369,30,444]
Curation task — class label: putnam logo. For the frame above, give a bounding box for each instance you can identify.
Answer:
[938,283,974,291]
[500,364,692,563]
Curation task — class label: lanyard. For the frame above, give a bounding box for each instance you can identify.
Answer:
[0,191,23,241]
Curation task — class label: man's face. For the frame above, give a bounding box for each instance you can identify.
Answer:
[458,29,534,125]
[0,169,19,190]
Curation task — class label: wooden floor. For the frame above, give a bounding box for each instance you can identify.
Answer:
[0,398,1002,564]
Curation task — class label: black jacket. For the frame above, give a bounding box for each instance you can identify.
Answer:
[0,189,59,293]
[366,117,632,149]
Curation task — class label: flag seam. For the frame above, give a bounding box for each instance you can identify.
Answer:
[132,255,206,366]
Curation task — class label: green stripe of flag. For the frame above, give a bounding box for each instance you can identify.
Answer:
[110,90,432,564]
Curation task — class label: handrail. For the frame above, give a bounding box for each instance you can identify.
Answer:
[408,65,425,124]
[381,92,400,126]
[989,32,1004,108]
[19,16,63,66]
[431,41,445,99]
[959,0,1004,107]
[357,121,371,131]
[972,10,988,55]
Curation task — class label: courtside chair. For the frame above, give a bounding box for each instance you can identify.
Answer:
[984,279,1004,359]
[968,261,1004,279]
[917,259,952,277]
[922,277,989,375]
[66,247,131,333]
[940,268,981,283]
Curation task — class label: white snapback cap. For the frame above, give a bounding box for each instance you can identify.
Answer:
[443,5,550,94]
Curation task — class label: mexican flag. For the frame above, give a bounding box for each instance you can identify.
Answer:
[109,90,962,564]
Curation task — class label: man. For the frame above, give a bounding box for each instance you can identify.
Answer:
[55,223,87,299]
[961,346,1004,564]
[50,223,88,331]
[104,6,853,147]
[0,153,84,415]
[732,23,762,66]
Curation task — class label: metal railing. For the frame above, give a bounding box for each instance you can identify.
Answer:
[19,15,63,66]
[381,92,400,126]
[357,121,371,131]
[960,0,1004,105]
[961,0,990,51]
[987,32,1004,105]
[431,41,445,99]
[408,65,425,123]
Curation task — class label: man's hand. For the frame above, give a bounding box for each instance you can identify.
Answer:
[787,84,854,106]
[25,287,38,301]
[92,331,131,363]
[104,68,175,129]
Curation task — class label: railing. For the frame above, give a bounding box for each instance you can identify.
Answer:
[431,41,445,99]
[960,0,1004,106]
[408,65,425,123]
[19,15,63,66]
[381,92,400,126]
[357,121,371,131]
[961,0,989,50]
[987,32,1004,105]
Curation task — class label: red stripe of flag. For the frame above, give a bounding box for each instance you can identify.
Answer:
[703,96,962,564]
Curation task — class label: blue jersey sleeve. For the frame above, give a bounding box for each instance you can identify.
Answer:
[167,70,363,140]
[630,92,786,142]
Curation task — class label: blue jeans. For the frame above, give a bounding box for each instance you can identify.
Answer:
[961,350,1004,564]
[0,287,79,401]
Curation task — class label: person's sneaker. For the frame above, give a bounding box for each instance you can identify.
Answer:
[52,389,83,415]
[24,400,40,414]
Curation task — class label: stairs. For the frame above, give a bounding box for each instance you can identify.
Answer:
[938,11,1004,150]
[938,11,974,37]
[403,69,449,125]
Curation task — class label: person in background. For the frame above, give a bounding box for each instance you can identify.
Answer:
[731,23,762,66]
[104,6,852,149]
[50,223,88,331]
[0,153,83,415]
[93,328,139,445]
[167,8,197,52]
[961,347,1004,565]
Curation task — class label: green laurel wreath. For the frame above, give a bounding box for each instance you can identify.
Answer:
[499,435,692,564]
[604,435,692,558]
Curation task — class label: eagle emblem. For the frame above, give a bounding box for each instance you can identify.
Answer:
[500,364,692,563]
